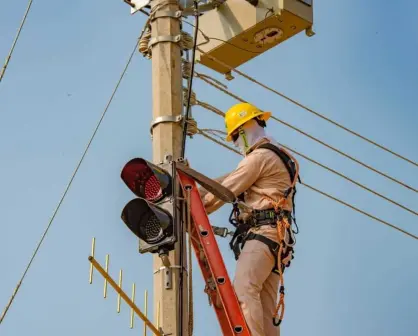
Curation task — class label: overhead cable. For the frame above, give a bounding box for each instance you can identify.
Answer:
[279,143,418,216]
[183,84,225,118]
[179,2,199,335]
[193,119,417,216]
[181,1,199,159]
[0,33,142,325]
[195,47,417,168]
[197,129,418,241]
[195,72,418,193]
[0,0,34,83]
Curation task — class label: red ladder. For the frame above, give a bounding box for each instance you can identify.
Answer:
[177,170,251,336]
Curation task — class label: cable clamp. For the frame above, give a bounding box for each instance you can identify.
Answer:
[148,34,182,49]
[154,265,186,290]
[150,115,183,136]
[151,10,183,21]
[153,265,186,274]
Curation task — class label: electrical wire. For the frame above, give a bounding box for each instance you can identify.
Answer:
[181,5,199,333]
[0,0,34,83]
[278,143,418,216]
[194,46,417,168]
[195,73,418,193]
[181,2,199,158]
[195,120,417,217]
[0,34,141,325]
[206,125,417,216]
[197,129,418,241]
[193,116,417,216]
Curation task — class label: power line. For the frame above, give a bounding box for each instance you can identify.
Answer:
[180,2,199,335]
[193,116,417,216]
[181,1,199,158]
[279,143,418,216]
[194,46,418,168]
[195,73,418,193]
[0,37,140,325]
[273,117,417,192]
[0,0,34,83]
[197,129,418,241]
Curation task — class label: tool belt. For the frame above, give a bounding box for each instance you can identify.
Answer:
[229,208,294,274]
[251,208,291,227]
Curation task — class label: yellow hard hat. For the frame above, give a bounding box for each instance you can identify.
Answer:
[224,102,271,142]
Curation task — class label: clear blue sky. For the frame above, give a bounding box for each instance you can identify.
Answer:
[1,0,417,335]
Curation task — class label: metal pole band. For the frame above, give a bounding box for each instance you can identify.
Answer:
[151,10,183,21]
[150,115,183,136]
[148,34,182,49]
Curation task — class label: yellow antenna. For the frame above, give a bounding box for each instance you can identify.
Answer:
[104,254,109,298]
[89,237,95,284]
[130,283,136,329]
[87,238,162,335]
[144,290,148,335]
[117,270,123,313]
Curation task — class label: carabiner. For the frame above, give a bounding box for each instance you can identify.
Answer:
[272,317,282,326]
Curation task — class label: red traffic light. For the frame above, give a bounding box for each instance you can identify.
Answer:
[121,158,172,203]
[121,198,174,245]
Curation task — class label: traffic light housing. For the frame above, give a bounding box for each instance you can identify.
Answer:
[120,158,178,254]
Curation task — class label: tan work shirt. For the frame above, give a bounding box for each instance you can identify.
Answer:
[203,139,294,243]
[204,138,293,216]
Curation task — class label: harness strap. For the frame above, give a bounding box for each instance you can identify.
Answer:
[241,232,291,275]
[229,223,251,260]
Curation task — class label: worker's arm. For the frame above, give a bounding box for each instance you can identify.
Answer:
[203,151,264,215]
[198,172,231,198]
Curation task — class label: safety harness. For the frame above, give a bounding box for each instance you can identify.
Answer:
[228,142,301,327]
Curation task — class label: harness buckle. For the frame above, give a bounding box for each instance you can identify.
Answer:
[212,225,234,238]
[270,243,279,253]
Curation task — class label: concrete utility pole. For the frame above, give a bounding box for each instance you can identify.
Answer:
[150,0,188,335]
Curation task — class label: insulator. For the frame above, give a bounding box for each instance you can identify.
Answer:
[139,28,152,58]
[183,87,197,106]
[180,31,194,50]
[182,59,192,79]
[186,118,198,136]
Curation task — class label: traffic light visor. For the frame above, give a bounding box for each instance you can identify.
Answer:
[121,198,174,244]
[121,158,172,203]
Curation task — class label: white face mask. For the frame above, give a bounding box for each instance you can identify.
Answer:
[233,119,267,155]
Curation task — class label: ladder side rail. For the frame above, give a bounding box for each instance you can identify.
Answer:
[189,224,234,336]
[178,171,251,335]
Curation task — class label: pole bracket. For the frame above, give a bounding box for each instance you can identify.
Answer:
[153,265,185,274]
[150,115,183,136]
[153,265,186,290]
[148,34,182,49]
[151,10,183,21]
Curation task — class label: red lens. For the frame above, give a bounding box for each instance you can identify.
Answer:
[121,158,170,202]
[145,175,162,201]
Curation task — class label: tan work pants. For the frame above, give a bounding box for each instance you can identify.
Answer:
[233,229,281,336]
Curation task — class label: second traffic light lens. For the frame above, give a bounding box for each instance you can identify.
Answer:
[121,198,174,244]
